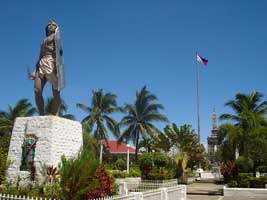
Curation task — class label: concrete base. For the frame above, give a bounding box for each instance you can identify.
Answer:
[6,116,83,184]
[224,186,267,197]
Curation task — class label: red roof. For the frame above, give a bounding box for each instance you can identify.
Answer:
[102,140,136,154]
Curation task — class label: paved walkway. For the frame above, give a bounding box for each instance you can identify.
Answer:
[188,195,267,200]
[187,182,223,195]
[186,182,267,200]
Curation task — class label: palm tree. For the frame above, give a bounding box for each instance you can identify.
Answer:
[77,89,121,140]
[161,123,205,168]
[138,136,155,153]
[219,92,267,157]
[118,86,168,161]
[175,152,188,178]
[216,123,241,161]
[77,89,121,164]
[163,124,198,154]
[0,99,37,135]
[45,97,75,120]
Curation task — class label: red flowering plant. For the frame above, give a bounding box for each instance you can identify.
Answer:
[87,165,114,199]
[220,160,235,183]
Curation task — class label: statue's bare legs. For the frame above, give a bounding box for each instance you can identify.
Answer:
[34,71,61,116]
[52,88,61,115]
[34,71,46,115]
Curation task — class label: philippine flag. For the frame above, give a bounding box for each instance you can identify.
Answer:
[196,54,208,66]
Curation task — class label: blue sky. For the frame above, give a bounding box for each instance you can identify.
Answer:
[1,0,267,145]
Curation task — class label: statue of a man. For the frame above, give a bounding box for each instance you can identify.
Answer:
[31,20,63,115]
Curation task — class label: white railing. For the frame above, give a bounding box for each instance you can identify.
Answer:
[0,184,186,200]
[260,173,267,177]
[92,185,186,200]
[127,179,178,192]
[0,193,55,200]
[92,194,136,200]
[166,186,186,200]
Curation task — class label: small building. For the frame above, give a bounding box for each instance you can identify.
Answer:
[101,140,136,164]
[102,140,136,155]
[207,110,218,163]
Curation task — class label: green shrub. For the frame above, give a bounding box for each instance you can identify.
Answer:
[227,175,267,188]
[139,153,153,180]
[112,183,119,196]
[168,168,178,179]
[153,153,169,169]
[147,169,172,180]
[228,180,238,188]
[237,173,253,188]
[139,153,153,168]
[185,168,195,177]
[0,147,8,184]
[110,170,128,178]
[43,182,62,199]
[129,166,141,177]
[249,177,265,188]
[115,158,126,170]
[0,185,43,198]
[59,148,99,200]
[235,156,254,173]
[104,164,115,170]
[256,165,267,173]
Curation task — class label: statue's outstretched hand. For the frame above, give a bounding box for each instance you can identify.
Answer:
[27,66,36,80]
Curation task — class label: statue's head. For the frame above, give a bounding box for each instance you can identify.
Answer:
[45,20,58,36]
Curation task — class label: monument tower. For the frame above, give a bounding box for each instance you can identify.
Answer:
[207,109,218,163]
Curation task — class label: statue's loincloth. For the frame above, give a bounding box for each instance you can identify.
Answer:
[38,55,58,89]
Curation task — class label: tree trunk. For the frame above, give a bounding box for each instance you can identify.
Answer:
[135,131,140,161]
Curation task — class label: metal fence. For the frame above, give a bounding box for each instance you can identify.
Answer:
[0,193,55,200]
[0,185,186,200]
[92,185,186,200]
[127,179,178,192]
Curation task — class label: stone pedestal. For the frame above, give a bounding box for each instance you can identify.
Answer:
[6,116,83,184]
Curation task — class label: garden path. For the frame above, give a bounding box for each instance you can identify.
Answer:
[187,182,267,200]
[187,182,223,195]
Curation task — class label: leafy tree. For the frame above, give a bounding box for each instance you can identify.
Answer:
[139,153,153,179]
[45,97,75,120]
[235,156,254,173]
[153,152,169,169]
[118,86,168,160]
[138,137,155,153]
[248,125,267,167]
[77,89,121,141]
[159,123,205,168]
[216,124,241,162]
[0,99,37,135]
[219,92,267,158]
[163,124,198,153]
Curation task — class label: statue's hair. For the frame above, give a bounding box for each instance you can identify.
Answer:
[45,20,58,36]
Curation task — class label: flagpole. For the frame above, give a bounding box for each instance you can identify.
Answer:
[196,52,201,144]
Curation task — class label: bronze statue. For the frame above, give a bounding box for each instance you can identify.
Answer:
[30,20,64,116]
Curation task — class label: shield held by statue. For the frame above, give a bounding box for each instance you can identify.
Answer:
[55,27,65,91]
